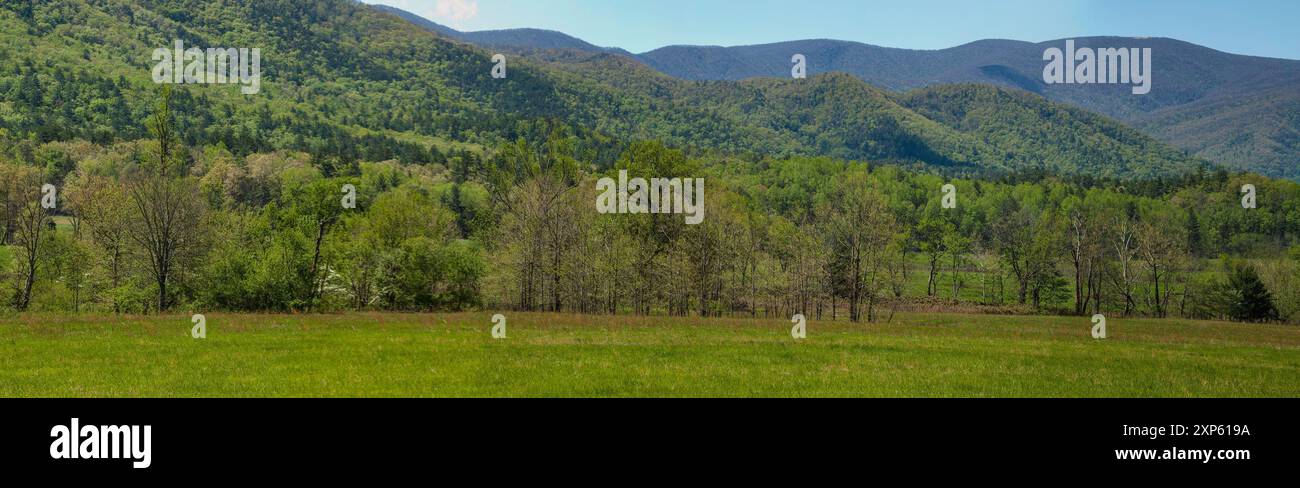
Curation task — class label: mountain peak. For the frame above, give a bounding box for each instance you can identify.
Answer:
[369,4,629,55]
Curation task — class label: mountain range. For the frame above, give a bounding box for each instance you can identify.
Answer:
[0,0,1237,183]
[373,4,1300,180]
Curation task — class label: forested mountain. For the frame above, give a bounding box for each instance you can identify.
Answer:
[378,5,1300,180]
[0,0,1207,180]
[639,37,1300,179]
[1134,80,1300,180]
[521,50,1207,178]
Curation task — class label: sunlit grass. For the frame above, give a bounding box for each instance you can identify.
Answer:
[1,312,1297,398]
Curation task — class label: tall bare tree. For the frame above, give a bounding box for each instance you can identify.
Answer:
[824,173,896,322]
[1107,212,1141,316]
[1137,210,1187,318]
[11,201,50,311]
[0,164,43,244]
[127,86,206,311]
[1065,197,1108,315]
[483,135,579,311]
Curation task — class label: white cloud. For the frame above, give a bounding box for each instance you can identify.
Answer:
[434,0,479,21]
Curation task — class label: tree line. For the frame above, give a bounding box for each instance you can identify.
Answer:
[2,90,1299,324]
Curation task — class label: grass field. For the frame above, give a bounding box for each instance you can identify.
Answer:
[1,312,1298,397]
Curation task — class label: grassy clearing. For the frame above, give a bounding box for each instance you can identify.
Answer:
[0,312,1297,398]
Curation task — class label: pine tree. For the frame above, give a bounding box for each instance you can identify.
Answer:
[1185,210,1203,257]
[1228,264,1280,323]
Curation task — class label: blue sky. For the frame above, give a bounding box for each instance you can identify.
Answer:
[365,0,1300,59]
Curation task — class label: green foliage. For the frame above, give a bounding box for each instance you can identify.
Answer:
[900,84,1207,179]
[384,238,484,311]
[1258,254,1300,323]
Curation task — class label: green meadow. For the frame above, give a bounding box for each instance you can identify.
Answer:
[1,312,1297,398]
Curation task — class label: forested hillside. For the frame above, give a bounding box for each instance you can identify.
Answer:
[0,0,1209,179]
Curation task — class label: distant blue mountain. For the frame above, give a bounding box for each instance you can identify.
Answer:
[370,4,1300,179]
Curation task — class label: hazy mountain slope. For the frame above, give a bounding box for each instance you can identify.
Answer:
[1134,78,1300,179]
[640,37,1300,178]
[639,37,1300,117]
[638,39,1028,90]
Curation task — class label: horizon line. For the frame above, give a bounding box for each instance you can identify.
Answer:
[366,3,1300,62]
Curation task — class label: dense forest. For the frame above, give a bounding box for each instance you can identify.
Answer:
[0,0,1297,324]
[2,85,1298,324]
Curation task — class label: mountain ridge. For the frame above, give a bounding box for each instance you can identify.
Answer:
[369,4,1300,180]
[370,4,632,56]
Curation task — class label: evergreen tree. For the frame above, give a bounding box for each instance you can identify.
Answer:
[1185,209,1203,257]
[0,0,34,22]
[1228,264,1280,323]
